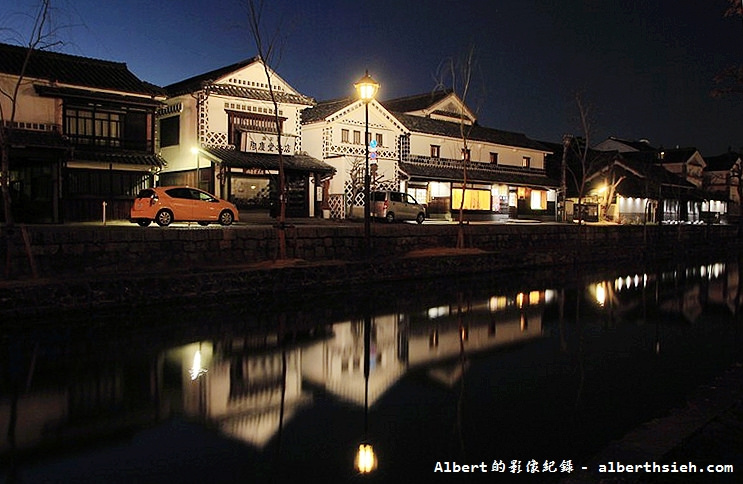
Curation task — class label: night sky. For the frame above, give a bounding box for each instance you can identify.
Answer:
[3,0,743,155]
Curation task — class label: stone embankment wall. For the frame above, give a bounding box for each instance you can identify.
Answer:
[0,223,738,319]
[1,223,738,279]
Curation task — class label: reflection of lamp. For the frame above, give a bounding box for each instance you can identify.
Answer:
[355,443,377,473]
[189,347,207,380]
[354,71,379,252]
[355,314,377,474]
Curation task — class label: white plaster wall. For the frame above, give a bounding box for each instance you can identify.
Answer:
[159,95,198,172]
[0,74,58,126]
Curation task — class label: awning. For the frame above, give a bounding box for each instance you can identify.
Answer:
[202,146,335,175]
[71,150,167,168]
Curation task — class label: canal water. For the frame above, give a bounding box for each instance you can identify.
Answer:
[1,257,741,483]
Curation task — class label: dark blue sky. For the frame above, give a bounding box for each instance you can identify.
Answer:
[4,0,743,155]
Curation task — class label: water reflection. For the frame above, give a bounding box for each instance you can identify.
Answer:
[2,258,741,482]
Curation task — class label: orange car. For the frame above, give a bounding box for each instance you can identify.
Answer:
[130,186,239,227]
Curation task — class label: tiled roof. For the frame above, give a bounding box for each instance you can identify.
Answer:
[163,58,314,106]
[73,150,167,168]
[604,136,658,151]
[382,89,454,113]
[205,84,313,105]
[392,113,550,152]
[614,156,694,188]
[301,97,355,123]
[400,160,558,188]
[164,57,261,95]
[203,146,335,174]
[705,151,741,172]
[657,147,699,164]
[0,42,163,96]
[621,149,700,167]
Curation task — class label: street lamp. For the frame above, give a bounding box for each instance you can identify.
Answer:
[354,71,380,251]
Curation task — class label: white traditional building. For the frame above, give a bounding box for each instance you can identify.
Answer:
[302,88,557,220]
[301,96,409,218]
[157,57,334,217]
[595,137,722,222]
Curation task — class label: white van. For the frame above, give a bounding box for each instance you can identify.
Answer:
[370,191,426,223]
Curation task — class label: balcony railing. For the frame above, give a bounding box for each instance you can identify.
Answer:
[66,134,153,152]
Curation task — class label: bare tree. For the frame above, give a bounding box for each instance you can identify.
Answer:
[565,94,604,225]
[243,0,290,259]
[0,0,62,227]
[435,45,480,249]
[590,169,625,222]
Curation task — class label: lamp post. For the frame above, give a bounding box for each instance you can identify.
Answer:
[354,71,379,252]
[354,313,377,474]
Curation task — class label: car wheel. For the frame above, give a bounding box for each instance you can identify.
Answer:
[416,212,425,224]
[137,219,151,227]
[385,212,395,223]
[155,210,173,227]
[198,222,209,226]
[219,210,234,226]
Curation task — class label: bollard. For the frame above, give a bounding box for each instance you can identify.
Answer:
[102,201,107,225]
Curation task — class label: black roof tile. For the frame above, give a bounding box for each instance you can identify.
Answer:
[163,58,314,106]
[301,97,355,123]
[392,113,550,152]
[0,42,163,96]
[73,150,167,168]
[203,146,334,174]
[382,89,453,113]
[705,151,741,172]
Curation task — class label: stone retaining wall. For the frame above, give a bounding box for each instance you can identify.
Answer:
[1,223,738,279]
[0,223,738,319]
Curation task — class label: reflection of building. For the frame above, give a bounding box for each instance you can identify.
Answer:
[0,354,157,454]
[594,262,736,326]
[406,292,545,369]
[302,315,404,406]
[173,340,311,449]
[301,291,549,403]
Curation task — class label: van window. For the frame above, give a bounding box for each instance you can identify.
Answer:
[390,192,403,202]
[371,192,386,202]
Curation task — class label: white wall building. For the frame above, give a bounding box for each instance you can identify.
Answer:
[303,88,557,220]
[158,57,333,217]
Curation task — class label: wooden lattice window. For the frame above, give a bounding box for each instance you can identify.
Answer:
[227,110,285,145]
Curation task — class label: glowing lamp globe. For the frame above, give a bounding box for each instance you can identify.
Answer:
[354,71,379,103]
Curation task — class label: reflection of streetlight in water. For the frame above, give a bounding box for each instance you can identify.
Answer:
[189,348,207,381]
[356,443,377,474]
[355,314,377,474]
